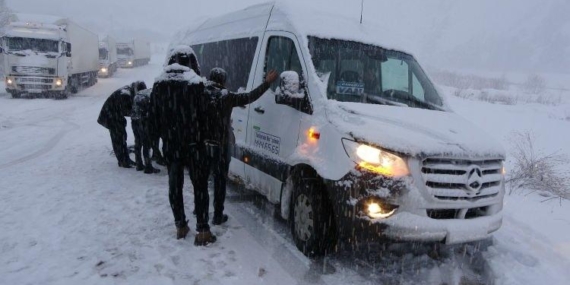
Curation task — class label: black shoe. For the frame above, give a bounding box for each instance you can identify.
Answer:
[194,230,217,246]
[152,154,166,166]
[176,225,190,240]
[136,163,145,171]
[212,214,228,225]
[144,166,160,174]
[118,161,133,168]
[127,158,136,166]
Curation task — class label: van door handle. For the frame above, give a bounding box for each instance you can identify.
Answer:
[254,106,265,114]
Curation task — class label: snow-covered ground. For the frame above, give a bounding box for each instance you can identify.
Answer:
[1,58,569,285]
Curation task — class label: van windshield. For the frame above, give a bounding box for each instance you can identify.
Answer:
[308,37,443,110]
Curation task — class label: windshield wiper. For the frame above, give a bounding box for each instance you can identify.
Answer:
[382,90,443,111]
[365,94,407,107]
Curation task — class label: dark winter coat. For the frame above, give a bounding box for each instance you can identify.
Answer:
[148,64,206,163]
[203,81,271,145]
[97,85,133,130]
[132,90,151,121]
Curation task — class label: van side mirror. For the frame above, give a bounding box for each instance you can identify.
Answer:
[275,70,313,114]
[276,71,305,100]
[66,43,72,57]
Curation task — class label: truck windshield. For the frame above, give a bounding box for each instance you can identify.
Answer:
[308,37,443,110]
[6,37,59,53]
[99,48,108,60]
[117,47,133,56]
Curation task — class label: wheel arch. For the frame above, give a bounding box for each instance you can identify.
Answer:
[280,163,329,220]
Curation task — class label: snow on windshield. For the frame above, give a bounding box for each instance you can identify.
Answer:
[6,37,59,53]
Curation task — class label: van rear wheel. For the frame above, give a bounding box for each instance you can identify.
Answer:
[290,173,336,257]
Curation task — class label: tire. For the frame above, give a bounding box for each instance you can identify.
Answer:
[69,77,78,94]
[290,172,337,257]
[10,92,21,99]
[54,92,68,100]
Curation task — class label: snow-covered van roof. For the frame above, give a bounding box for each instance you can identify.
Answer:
[176,1,413,55]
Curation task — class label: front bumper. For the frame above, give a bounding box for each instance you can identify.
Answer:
[324,168,504,245]
[98,68,110,77]
[5,75,65,93]
[118,59,134,68]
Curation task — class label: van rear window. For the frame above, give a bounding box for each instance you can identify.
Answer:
[192,37,259,92]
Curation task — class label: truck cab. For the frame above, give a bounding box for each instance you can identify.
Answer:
[2,14,99,99]
[2,22,69,98]
[98,36,118,78]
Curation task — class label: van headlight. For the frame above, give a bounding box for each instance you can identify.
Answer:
[342,139,410,177]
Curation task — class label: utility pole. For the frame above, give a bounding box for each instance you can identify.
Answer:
[360,0,364,24]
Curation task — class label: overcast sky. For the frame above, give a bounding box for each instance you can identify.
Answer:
[7,0,570,74]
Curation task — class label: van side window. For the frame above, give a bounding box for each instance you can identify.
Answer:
[264,36,303,90]
[192,37,258,92]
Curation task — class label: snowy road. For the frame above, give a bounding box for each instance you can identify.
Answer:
[1,59,569,285]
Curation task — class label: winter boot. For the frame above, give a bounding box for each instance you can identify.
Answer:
[153,154,166,166]
[212,214,229,226]
[194,230,217,246]
[118,160,133,168]
[144,165,161,174]
[136,160,145,171]
[176,225,190,240]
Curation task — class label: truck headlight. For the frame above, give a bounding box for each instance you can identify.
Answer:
[128,61,133,65]
[55,78,63,86]
[6,78,14,85]
[342,139,409,177]
[100,67,108,73]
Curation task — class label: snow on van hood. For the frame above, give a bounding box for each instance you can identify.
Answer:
[326,101,505,158]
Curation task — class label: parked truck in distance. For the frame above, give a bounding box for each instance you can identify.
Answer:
[98,35,118,78]
[117,39,151,68]
[1,14,99,99]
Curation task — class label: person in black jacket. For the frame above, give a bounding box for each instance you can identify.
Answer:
[204,67,278,225]
[130,81,160,174]
[97,84,136,168]
[149,46,216,246]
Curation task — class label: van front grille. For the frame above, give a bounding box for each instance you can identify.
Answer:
[422,158,503,201]
[427,206,490,220]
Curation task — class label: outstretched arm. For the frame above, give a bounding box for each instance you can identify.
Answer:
[229,70,278,107]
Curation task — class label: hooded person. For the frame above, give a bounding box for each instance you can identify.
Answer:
[203,67,278,225]
[130,81,161,174]
[97,84,136,168]
[148,45,216,245]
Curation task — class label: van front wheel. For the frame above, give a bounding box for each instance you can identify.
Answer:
[290,175,336,257]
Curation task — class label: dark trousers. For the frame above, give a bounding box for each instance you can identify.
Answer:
[210,144,230,217]
[132,120,152,167]
[109,126,128,164]
[167,145,211,232]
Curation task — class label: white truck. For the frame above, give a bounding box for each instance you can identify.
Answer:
[1,14,99,99]
[117,39,151,68]
[98,35,118,78]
